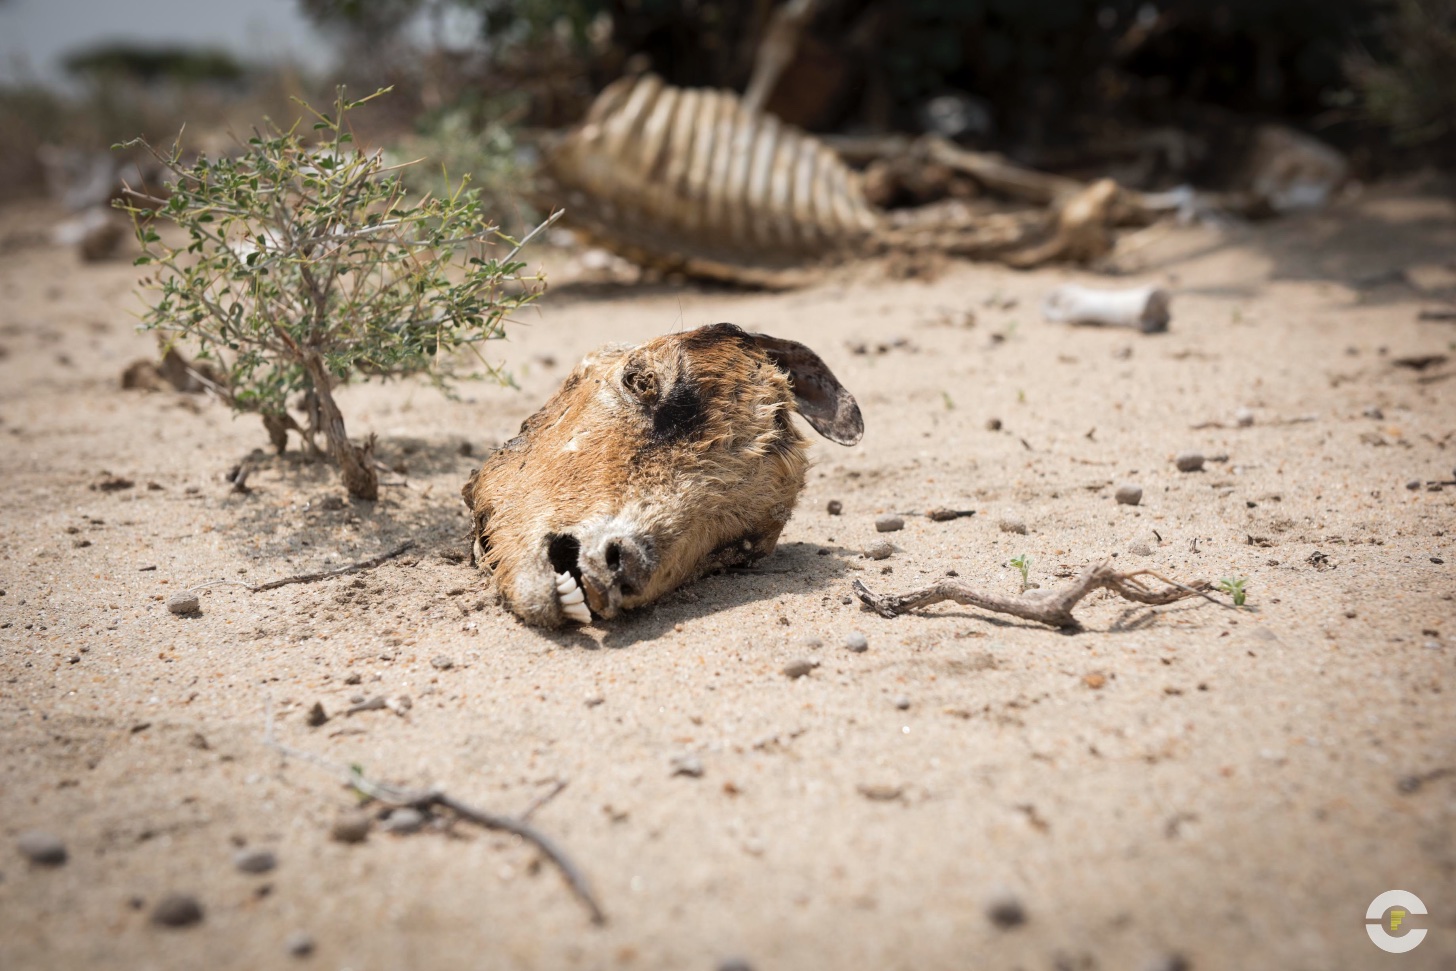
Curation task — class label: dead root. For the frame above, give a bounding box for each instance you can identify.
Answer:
[853,560,1222,629]
[263,703,605,924]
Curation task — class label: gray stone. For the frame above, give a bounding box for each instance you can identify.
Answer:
[985,892,1026,929]
[844,632,869,653]
[166,591,200,615]
[382,808,426,834]
[1114,482,1143,506]
[826,500,843,515]
[429,655,454,670]
[330,812,371,844]
[670,753,704,778]
[893,696,911,710]
[285,931,317,958]
[233,847,277,874]
[875,514,905,533]
[1174,451,1205,472]
[1235,407,1255,427]
[998,515,1028,535]
[865,542,894,560]
[151,893,204,928]
[782,659,819,679]
[17,831,66,866]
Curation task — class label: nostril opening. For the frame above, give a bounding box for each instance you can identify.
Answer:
[605,541,622,572]
[547,533,582,577]
[620,583,637,597]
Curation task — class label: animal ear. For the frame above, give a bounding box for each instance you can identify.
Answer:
[749,333,864,445]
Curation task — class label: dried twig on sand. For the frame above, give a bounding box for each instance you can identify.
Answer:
[853,560,1223,629]
[263,705,605,924]
[190,542,416,597]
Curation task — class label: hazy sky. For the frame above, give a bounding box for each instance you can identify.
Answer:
[0,0,334,85]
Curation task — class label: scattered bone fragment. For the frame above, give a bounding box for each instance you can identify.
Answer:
[1042,284,1171,333]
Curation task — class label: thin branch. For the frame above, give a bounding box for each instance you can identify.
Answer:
[853,560,1223,629]
[520,779,569,822]
[186,542,415,596]
[249,541,414,591]
[262,702,604,923]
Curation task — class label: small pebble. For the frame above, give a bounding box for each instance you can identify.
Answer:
[997,516,1027,535]
[1174,451,1205,472]
[1433,556,1445,565]
[985,892,1026,929]
[893,696,911,710]
[844,632,869,653]
[166,591,200,615]
[382,808,426,834]
[285,931,316,958]
[1407,479,1422,490]
[151,893,204,928]
[875,514,904,533]
[857,783,903,801]
[430,655,454,671]
[305,702,328,727]
[986,417,1003,431]
[670,753,704,778]
[865,542,894,560]
[1142,954,1190,971]
[1114,483,1143,506]
[1364,406,1384,420]
[716,959,754,971]
[17,831,67,866]
[1129,542,1153,557]
[330,812,371,844]
[799,635,823,649]
[1234,407,1254,427]
[782,659,819,679]
[826,499,843,515]
[233,847,277,874]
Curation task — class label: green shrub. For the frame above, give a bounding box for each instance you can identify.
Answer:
[118,88,554,500]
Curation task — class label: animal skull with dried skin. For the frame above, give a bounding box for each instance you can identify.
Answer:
[461,323,863,627]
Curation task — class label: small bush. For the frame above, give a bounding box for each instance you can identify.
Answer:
[118,87,554,500]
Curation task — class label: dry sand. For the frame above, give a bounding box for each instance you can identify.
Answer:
[2,184,1454,971]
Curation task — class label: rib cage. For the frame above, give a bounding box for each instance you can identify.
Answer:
[538,73,1104,285]
[540,73,881,281]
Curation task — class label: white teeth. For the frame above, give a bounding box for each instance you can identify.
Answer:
[554,572,592,624]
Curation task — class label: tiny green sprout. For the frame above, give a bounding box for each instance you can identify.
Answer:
[1217,576,1248,606]
[1016,388,1026,404]
[941,390,955,410]
[1010,553,1031,592]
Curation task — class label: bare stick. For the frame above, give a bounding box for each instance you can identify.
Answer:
[263,703,605,924]
[249,542,415,592]
[520,779,569,822]
[853,560,1218,629]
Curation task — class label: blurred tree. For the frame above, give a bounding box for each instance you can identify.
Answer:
[1348,0,1456,147]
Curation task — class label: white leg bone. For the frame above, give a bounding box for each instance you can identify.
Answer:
[1041,284,1171,333]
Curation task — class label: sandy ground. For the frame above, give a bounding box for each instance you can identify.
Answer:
[1,184,1454,971]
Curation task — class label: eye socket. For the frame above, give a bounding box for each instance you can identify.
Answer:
[621,364,659,402]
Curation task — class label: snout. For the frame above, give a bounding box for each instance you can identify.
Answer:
[545,524,657,624]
